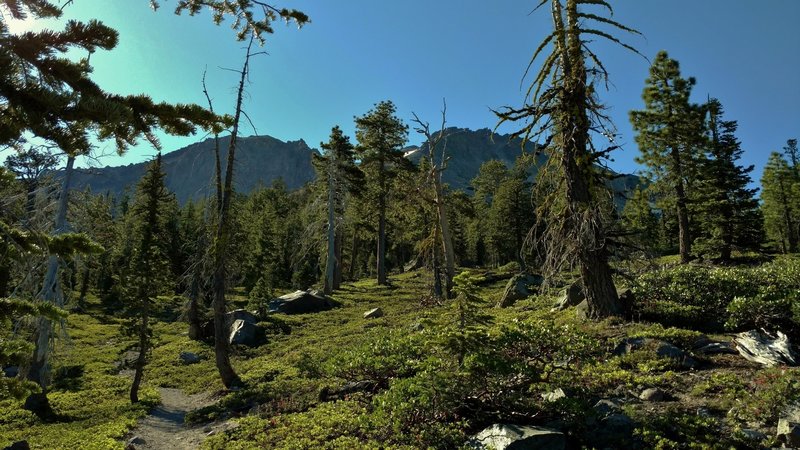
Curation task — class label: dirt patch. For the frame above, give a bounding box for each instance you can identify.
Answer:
[125,387,224,450]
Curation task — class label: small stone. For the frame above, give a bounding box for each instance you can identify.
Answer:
[179,351,201,365]
[363,308,384,319]
[639,388,665,402]
[777,418,800,447]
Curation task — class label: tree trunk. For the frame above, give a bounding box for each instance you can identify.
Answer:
[324,169,336,295]
[559,0,620,319]
[779,178,797,253]
[434,174,455,298]
[77,262,91,309]
[349,228,359,280]
[130,306,149,403]
[24,155,75,417]
[376,161,387,285]
[333,230,343,289]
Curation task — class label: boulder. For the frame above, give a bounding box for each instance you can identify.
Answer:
[498,274,543,308]
[552,280,584,311]
[639,388,665,402]
[593,399,621,417]
[364,308,384,319]
[3,366,19,378]
[179,352,201,365]
[734,330,797,367]
[695,342,738,355]
[228,319,264,347]
[269,290,340,315]
[739,428,767,443]
[613,338,698,369]
[225,309,259,328]
[777,418,800,447]
[468,424,565,450]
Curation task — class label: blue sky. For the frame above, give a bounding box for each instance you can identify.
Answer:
[5,0,799,185]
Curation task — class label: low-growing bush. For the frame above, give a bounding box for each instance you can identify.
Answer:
[633,258,800,333]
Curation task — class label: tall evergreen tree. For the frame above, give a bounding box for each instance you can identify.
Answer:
[630,51,706,264]
[495,0,639,318]
[761,152,799,253]
[693,99,762,260]
[355,101,411,285]
[122,154,174,403]
[313,126,363,295]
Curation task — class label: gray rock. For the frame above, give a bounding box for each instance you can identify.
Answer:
[125,436,144,450]
[468,424,565,450]
[739,428,767,442]
[575,300,589,320]
[735,330,797,367]
[363,308,384,319]
[695,342,738,355]
[498,274,543,308]
[228,319,264,347]
[593,399,621,417]
[269,290,340,315]
[777,418,800,447]
[553,280,584,311]
[639,388,665,402]
[224,309,259,328]
[541,388,566,403]
[4,441,30,450]
[179,352,201,365]
[3,366,19,378]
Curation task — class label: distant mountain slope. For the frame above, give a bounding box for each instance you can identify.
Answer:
[69,128,640,209]
[70,135,318,204]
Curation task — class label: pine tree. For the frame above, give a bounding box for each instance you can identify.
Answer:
[761,152,799,253]
[693,99,762,260]
[630,51,706,263]
[621,186,660,253]
[355,101,411,285]
[495,0,639,318]
[313,126,363,295]
[122,154,174,403]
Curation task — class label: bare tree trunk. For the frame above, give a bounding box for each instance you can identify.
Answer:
[24,155,75,416]
[211,38,256,389]
[130,306,149,403]
[324,169,336,295]
[349,228,359,280]
[434,176,455,297]
[333,231,343,289]
[376,162,388,285]
[672,148,692,263]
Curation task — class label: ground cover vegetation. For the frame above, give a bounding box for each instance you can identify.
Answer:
[1,0,799,448]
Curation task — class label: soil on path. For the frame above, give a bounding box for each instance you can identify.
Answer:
[125,387,220,450]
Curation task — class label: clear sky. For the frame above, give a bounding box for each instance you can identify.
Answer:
[4,1,799,185]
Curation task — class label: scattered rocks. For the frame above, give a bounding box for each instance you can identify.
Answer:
[552,280,584,311]
[639,388,665,402]
[541,388,566,403]
[269,289,340,315]
[179,352,201,365]
[734,330,797,367]
[467,424,565,450]
[777,418,800,447]
[363,308,384,319]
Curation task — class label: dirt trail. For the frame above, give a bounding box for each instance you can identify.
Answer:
[126,387,218,450]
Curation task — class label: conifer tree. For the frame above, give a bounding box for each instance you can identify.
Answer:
[630,51,706,263]
[495,0,639,318]
[355,101,411,285]
[122,154,174,403]
[620,186,660,253]
[313,126,363,295]
[694,99,762,260]
[761,152,799,253]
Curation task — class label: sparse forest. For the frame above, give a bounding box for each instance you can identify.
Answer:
[1,0,799,449]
